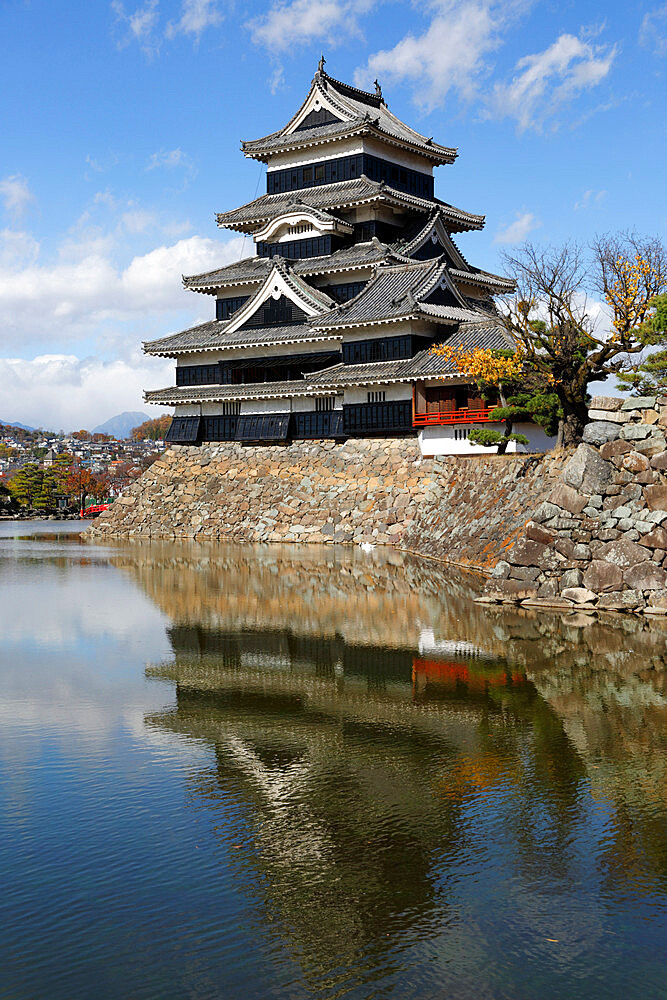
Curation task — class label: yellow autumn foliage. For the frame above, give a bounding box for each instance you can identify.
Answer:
[429,344,525,385]
[606,254,660,335]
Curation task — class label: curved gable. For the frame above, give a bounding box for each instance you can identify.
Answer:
[223,259,334,336]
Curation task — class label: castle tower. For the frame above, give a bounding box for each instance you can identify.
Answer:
[144,65,526,455]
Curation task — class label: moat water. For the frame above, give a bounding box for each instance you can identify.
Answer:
[0,521,665,1000]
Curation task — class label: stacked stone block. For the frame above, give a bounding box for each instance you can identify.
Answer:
[485,395,667,614]
[86,437,564,572]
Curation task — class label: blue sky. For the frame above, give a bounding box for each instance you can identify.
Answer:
[1,0,665,430]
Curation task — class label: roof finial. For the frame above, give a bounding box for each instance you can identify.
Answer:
[318,54,326,74]
[374,78,382,100]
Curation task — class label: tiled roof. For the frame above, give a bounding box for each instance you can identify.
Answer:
[183,256,271,290]
[306,353,451,386]
[241,71,457,165]
[145,380,334,405]
[418,303,489,323]
[275,255,336,309]
[144,319,227,354]
[445,319,516,351]
[144,321,341,357]
[311,257,482,329]
[450,267,515,291]
[216,177,484,233]
[183,239,398,292]
[309,322,515,386]
[146,320,514,396]
[243,119,368,153]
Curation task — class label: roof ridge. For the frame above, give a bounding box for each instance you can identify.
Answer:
[321,71,384,107]
[378,254,441,274]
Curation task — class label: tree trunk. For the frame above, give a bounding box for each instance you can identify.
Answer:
[497,383,511,455]
[556,381,589,448]
[556,421,565,449]
[559,409,587,448]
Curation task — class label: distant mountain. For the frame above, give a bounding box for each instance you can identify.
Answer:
[0,419,36,431]
[92,411,152,439]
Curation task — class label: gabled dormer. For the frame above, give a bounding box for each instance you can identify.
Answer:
[310,257,482,333]
[401,211,515,295]
[400,211,469,266]
[223,257,335,335]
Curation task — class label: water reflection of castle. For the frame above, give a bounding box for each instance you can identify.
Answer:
[125,543,666,994]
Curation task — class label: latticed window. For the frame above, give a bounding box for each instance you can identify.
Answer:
[315,396,335,411]
[242,294,307,327]
[367,390,386,403]
[256,236,332,260]
[326,281,366,303]
[343,336,414,365]
[216,296,249,321]
[176,365,220,386]
[220,401,241,415]
[265,153,433,198]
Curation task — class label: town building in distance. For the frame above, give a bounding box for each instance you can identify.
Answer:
[144,63,554,456]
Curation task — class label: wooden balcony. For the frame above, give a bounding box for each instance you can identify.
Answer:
[412,385,500,427]
[412,404,498,426]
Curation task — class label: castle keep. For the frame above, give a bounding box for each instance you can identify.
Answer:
[144,63,552,456]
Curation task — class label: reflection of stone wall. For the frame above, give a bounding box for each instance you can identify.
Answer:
[486,396,667,614]
[88,437,567,571]
[117,539,665,863]
[111,542,486,650]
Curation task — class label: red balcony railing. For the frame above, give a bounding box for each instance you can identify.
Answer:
[412,405,498,426]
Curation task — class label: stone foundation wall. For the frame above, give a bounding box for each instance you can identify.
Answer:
[87,437,567,572]
[485,395,667,614]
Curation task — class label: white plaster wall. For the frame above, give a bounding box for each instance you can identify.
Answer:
[418,422,556,457]
[348,204,404,227]
[361,137,435,174]
[342,321,413,343]
[265,138,434,175]
[344,384,412,404]
[240,398,292,415]
[174,404,199,416]
[513,423,557,453]
[266,141,364,171]
[310,267,370,286]
[215,282,258,298]
[292,394,343,411]
[200,401,237,415]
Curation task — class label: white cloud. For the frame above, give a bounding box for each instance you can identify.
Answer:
[640,4,667,56]
[489,33,616,131]
[146,147,194,175]
[0,351,173,431]
[0,229,40,270]
[0,232,245,346]
[0,174,34,220]
[120,208,158,233]
[355,0,509,111]
[354,6,616,128]
[249,0,374,52]
[112,0,161,55]
[494,211,540,244]
[166,0,222,39]
[112,0,223,51]
[574,189,607,211]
